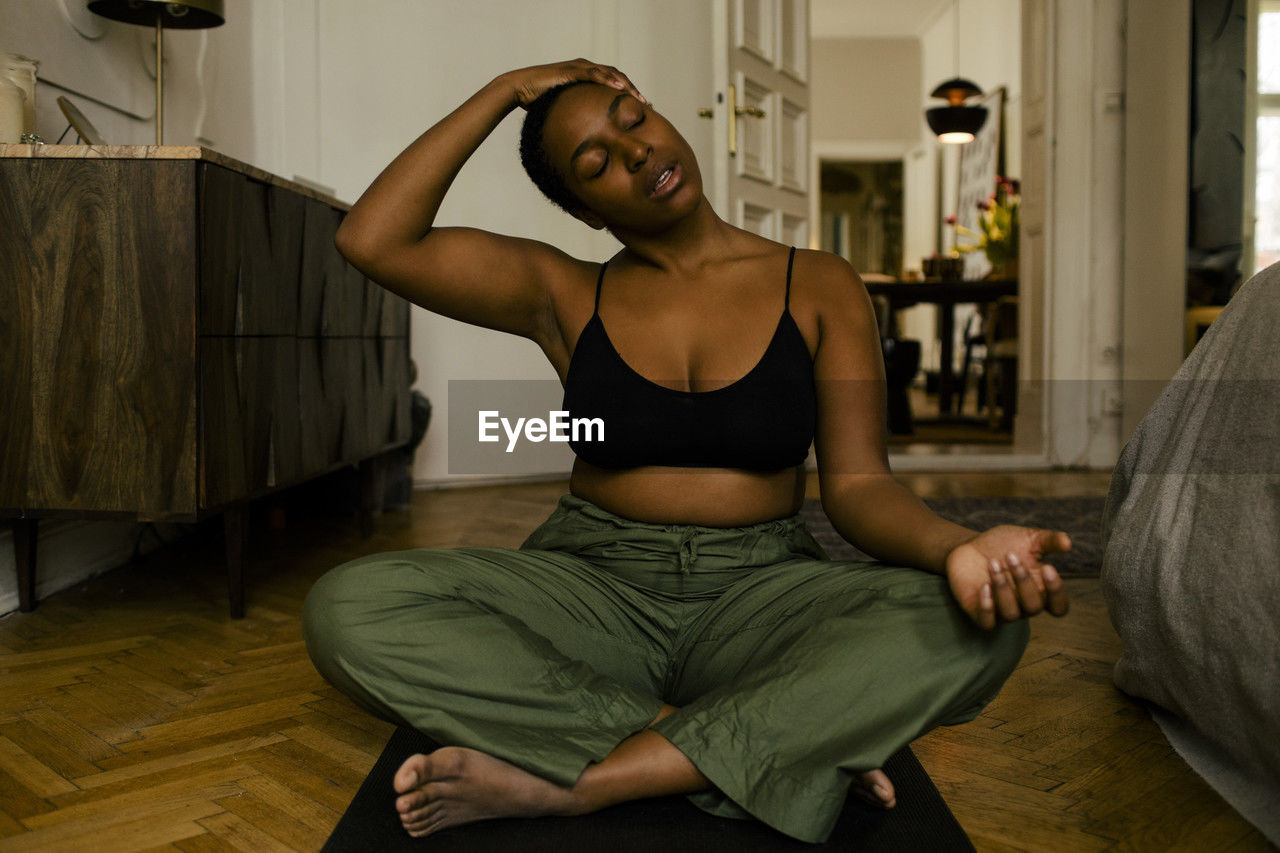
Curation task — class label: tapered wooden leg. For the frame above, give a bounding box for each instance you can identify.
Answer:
[224,506,248,619]
[13,519,38,612]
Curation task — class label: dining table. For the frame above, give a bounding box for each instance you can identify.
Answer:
[862,277,1019,419]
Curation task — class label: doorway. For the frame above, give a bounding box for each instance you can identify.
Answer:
[808,2,1024,460]
[818,160,904,276]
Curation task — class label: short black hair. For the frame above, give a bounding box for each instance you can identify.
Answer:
[519,81,588,216]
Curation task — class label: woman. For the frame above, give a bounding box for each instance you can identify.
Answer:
[303,59,1071,844]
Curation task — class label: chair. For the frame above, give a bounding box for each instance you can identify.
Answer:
[870,294,921,435]
[982,296,1019,430]
[956,309,988,416]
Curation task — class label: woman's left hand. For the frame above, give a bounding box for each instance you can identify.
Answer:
[945,525,1072,630]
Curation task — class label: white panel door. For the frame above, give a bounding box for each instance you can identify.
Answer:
[710,0,811,246]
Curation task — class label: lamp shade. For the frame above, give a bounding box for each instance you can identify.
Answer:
[929,77,983,104]
[925,105,989,144]
[86,0,224,29]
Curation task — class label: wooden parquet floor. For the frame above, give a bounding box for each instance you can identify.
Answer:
[0,472,1270,851]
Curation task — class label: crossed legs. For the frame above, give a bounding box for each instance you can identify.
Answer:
[304,546,1022,843]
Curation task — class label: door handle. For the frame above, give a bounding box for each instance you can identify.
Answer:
[728,84,737,158]
[726,84,766,159]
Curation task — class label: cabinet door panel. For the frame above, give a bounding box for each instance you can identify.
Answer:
[298,337,366,471]
[200,337,299,506]
[380,288,411,338]
[299,200,344,337]
[199,165,306,336]
[360,338,412,454]
[2,159,197,516]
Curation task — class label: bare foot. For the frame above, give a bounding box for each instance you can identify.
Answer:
[851,768,896,809]
[393,746,581,838]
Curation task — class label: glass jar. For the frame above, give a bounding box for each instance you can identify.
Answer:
[0,78,22,144]
[0,51,39,138]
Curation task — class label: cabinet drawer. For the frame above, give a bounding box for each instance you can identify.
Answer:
[0,158,198,517]
[200,338,302,507]
[199,163,305,336]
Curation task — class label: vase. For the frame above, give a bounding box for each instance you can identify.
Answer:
[987,257,1019,280]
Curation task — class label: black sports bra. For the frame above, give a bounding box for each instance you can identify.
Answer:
[562,246,816,471]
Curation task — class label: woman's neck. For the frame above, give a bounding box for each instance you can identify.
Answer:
[609,197,754,276]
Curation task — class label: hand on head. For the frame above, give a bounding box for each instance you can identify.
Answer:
[506,58,646,109]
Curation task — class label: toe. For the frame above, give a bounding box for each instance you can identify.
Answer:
[400,800,442,825]
[396,789,427,814]
[858,768,896,807]
[394,753,428,794]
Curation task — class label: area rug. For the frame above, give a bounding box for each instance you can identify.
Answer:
[323,727,975,852]
[800,496,1105,577]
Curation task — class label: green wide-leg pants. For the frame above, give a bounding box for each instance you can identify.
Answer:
[303,493,1028,844]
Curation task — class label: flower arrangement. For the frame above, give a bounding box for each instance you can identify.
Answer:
[946,176,1020,274]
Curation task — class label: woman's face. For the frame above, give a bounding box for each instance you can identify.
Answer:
[540,83,704,233]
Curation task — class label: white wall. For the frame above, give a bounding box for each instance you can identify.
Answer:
[811,39,921,141]
[1039,0,1127,468]
[1120,0,1191,443]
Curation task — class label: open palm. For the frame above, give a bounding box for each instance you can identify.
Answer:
[946,525,1072,630]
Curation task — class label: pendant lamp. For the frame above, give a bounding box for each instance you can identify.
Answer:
[86,0,225,145]
[924,1,987,143]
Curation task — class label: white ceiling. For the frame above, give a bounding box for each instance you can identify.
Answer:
[810,0,952,38]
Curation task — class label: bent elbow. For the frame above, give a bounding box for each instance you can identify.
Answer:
[334,222,362,263]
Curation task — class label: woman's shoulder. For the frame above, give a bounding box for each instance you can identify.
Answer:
[788,249,870,313]
[791,247,864,286]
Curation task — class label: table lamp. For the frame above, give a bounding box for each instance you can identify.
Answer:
[86,0,225,145]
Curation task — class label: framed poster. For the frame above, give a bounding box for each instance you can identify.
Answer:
[956,87,1006,280]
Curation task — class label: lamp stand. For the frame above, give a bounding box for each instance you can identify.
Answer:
[155,16,164,144]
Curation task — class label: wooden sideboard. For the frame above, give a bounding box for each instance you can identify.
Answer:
[0,145,413,617]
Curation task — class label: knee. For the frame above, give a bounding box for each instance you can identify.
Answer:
[302,558,368,682]
[302,551,424,681]
[982,617,1030,685]
[943,617,1030,723]
[302,548,478,677]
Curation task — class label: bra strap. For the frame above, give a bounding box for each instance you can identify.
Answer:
[594,261,607,316]
[784,246,796,311]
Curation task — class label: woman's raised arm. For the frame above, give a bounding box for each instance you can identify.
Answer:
[334,60,643,341]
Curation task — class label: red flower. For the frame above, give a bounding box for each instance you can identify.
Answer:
[978,200,991,211]
[945,214,957,225]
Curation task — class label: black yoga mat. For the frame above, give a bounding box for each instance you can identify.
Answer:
[323,727,975,852]
[801,496,1105,577]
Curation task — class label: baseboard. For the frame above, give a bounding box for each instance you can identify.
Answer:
[0,519,183,618]
[413,472,571,491]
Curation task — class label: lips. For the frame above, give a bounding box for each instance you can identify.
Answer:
[646,159,682,199]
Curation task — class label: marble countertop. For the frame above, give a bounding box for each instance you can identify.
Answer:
[0,144,349,209]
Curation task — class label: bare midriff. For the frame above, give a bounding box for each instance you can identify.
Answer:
[569,461,807,527]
